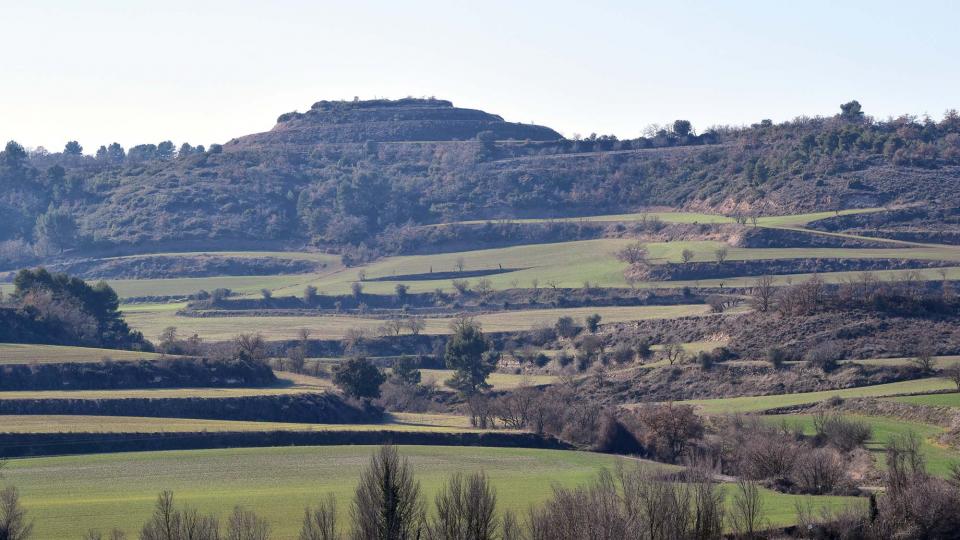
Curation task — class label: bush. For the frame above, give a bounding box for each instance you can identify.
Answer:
[812,412,872,452]
[804,341,844,371]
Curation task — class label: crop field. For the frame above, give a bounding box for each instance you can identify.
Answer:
[767,414,959,478]
[123,304,711,341]
[430,208,884,228]
[266,238,960,296]
[4,444,861,539]
[674,377,956,414]
[0,412,480,434]
[0,371,330,400]
[418,369,558,389]
[890,392,960,407]
[0,343,173,365]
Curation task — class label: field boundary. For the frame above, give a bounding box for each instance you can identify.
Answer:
[0,429,569,458]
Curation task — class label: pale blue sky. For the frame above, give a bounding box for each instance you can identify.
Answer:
[3,0,959,152]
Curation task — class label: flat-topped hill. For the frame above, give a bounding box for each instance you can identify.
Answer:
[232,97,562,145]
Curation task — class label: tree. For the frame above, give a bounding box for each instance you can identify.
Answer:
[392,356,422,386]
[615,241,648,264]
[333,357,385,399]
[444,318,497,396]
[351,282,363,299]
[177,143,195,158]
[395,283,409,303]
[672,119,693,137]
[225,507,270,540]
[0,487,33,540]
[106,142,126,163]
[428,472,498,540]
[156,141,176,161]
[729,479,765,539]
[714,246,729,264]
[911,339,936,372]
[946,363,960,391]
[750,275,776,313]
[303,285,318,305]
[455,257,465,273]
[300,494,340,540]
[662,342,686,365]
[680,249,695,264]
[585,313,602,333]
[554,316,580,339]
[351,446,425,540]
[2,141,27,168]
[840,100,864,121]
[406,316,426,335]
[34,206,78,253]
[63,140,83,156]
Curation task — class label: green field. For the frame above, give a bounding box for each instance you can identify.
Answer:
[419,369,558,389]
[3,445,861,539]
[430,208,884,228]
[123,304,711,341]
[674,378,956,414]
[0,412,481,434]
[768,414,960,478]
[0,343,173,365]
[891,392,960,407]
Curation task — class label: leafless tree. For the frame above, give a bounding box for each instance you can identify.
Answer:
[299,494,340,540]
[729,479,764,539]
[911,339,936,372]
[427,473,497,540]
[406,316,426,335]
[0,487,32,540]
[714,247,729,264]
[351,446,425,540]
[749,275,776,313]
[661,342,686,365]
[680,249,695,264]
[615,242,648,265]
[225,507,270,540]
[946,363,960,391]
[455,257,465,273]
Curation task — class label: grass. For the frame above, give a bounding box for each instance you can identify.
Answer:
[0,344,173,365]
[675,377,956,414]
[429,208,884,228]
[418,369,558,390]
[268,237,960,296]
[0,371,331,400]
[3,445,860,539]
[123,304,711,341]
[890,392,960,408]
[767,414,960,478]
[0,412,480,434]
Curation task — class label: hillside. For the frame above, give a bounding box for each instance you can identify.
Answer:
[2,98,959,268]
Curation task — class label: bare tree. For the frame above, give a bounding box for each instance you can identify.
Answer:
[911,339,936,372]
[225,507,270,540]
[661,342,686,365]
[680,249,695,264]
[427,472,498,540]
[455,257,465,273]
[714,247,729,264]
[351,446,425,540]
[0,487,32,540]
[946,363,960,391]
[406,316,426,335]
[749,275,776,313]
[299,494,340,540]
[729,479,765,539]
[615,242,648,264]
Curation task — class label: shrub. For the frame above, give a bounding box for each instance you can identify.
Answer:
[812,412,872,452]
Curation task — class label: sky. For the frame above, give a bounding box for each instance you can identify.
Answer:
[3,0,960,152]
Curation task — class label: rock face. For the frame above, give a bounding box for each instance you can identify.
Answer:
[233,98,562,145]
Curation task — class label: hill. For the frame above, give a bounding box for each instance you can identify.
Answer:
[1,98,959,268]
